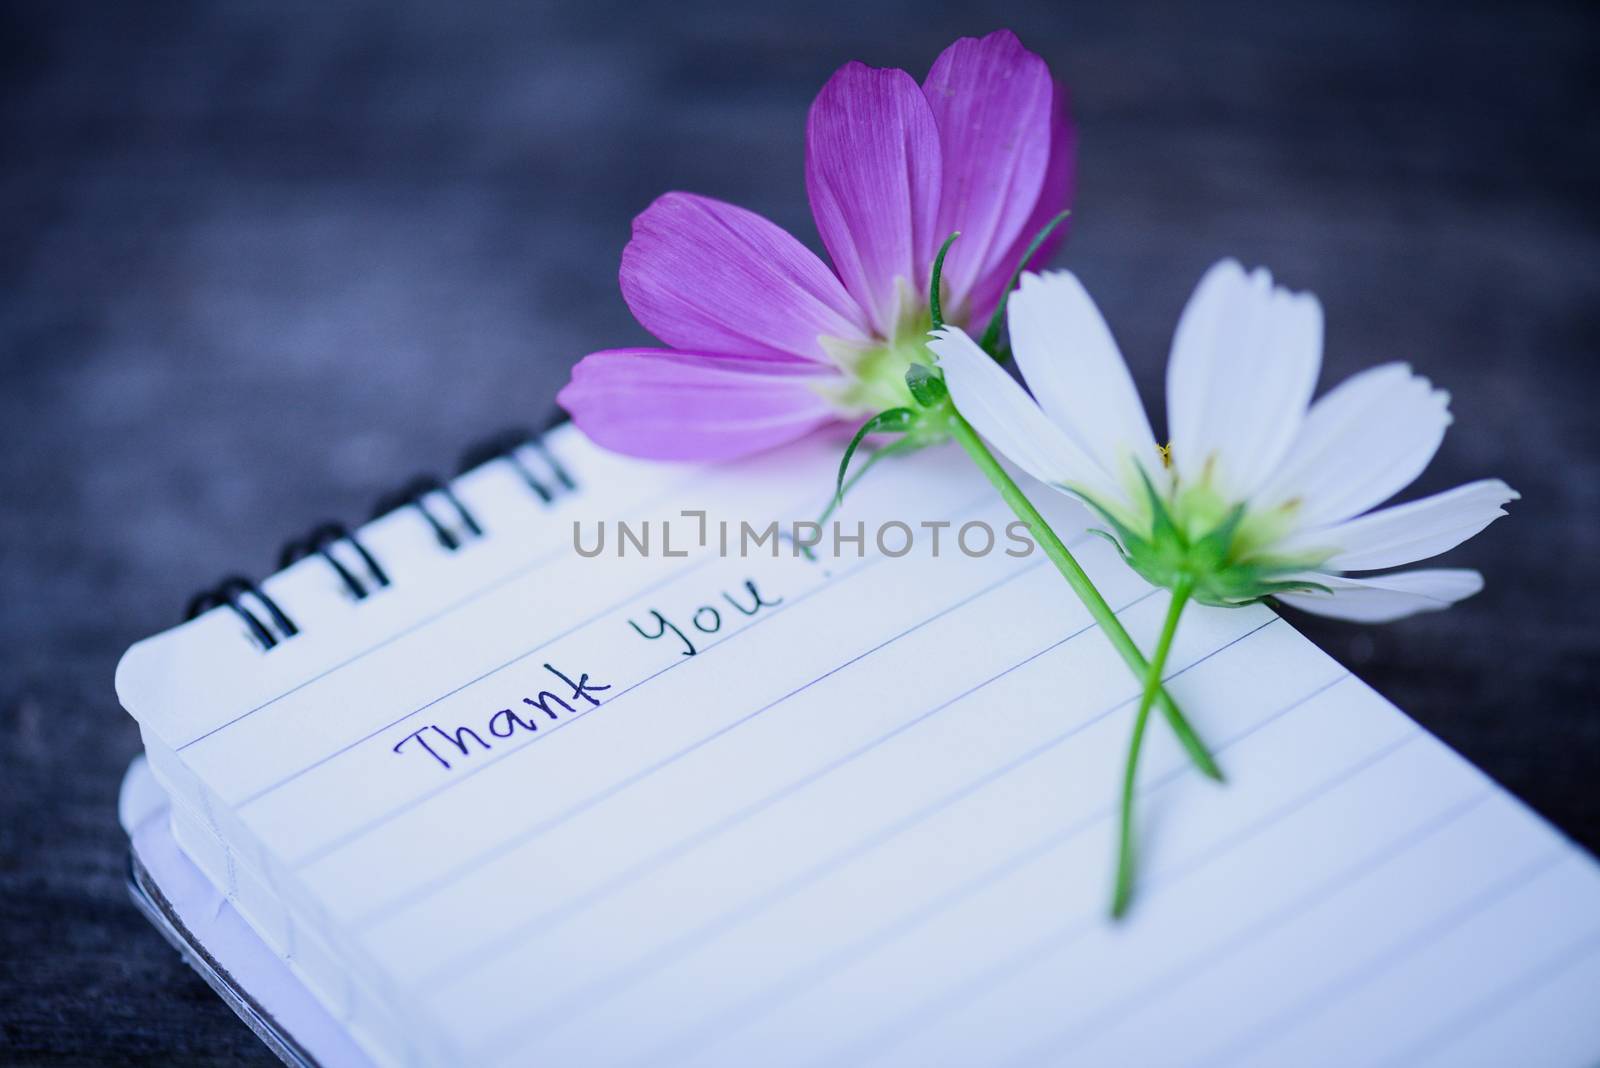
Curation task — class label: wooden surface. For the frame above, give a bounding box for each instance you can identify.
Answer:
[2,0,1596,1062]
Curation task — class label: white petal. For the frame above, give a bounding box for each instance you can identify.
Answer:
[1165,259,1323,500]
[1256,363,1452,528]
[1276,569,1484,623]
[1281,479,1518,571]
[928,326,1111,495]
[1006,271,1160,488]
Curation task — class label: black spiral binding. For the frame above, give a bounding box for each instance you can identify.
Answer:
[185,576,299,651]
[278,522,391,600]
[183,422,574,651]
[456,426,575,503]
[371,475,485,551]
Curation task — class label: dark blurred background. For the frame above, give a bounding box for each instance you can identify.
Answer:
[2,0,1596,1061]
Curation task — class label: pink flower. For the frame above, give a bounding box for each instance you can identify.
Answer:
[558,30,1075,461]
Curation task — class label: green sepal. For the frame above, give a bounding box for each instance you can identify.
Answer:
[1254,578,1336,598]
[1135,464,1181,547]
[1099,468,1339,610]
[1084,526,1123,550]
[929,231,960,330]
[834,407,916,509]
[1085,527,1136,566]
[904,362,948,408]
[978,209,1071,358]
[813,433,919,545]
[1196,502,1247,558]
[1076,492,1149,557]
[1189,501,1247,575]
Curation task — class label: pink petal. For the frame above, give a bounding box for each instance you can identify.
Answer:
[557,348,841,461]
[923,30,1059,323]
[620,192,874,365]
[806,62,943,339]
[964,79,1077,330]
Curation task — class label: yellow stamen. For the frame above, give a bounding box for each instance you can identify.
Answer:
[1157,443,1173,469]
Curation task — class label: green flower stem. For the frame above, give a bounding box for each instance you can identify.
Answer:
[946,413,1223,784]
[1111,573,1192,919]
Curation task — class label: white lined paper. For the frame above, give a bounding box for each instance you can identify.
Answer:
[118,426,1600,1067]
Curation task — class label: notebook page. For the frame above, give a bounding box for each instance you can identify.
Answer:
[157,786,398,1065]
[121,758,379,1068]
[118,427,1600,1067]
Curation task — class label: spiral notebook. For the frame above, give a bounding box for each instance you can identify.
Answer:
[117,421,1600,1068]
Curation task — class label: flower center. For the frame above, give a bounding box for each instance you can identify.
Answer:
[1079,447,1334,608]
[1165,473,1297,559]
[816,309,935,416]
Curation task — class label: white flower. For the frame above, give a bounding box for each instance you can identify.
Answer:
[928,260,1517,622]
